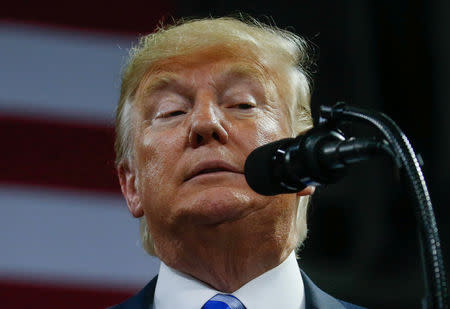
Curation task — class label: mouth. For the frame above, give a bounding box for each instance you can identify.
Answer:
[185,161,242,182]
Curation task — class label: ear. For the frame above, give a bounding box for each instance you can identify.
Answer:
[117,161,144,218]
[297,185,315,197]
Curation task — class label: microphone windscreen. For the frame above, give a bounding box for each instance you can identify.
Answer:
[244,138,293,196]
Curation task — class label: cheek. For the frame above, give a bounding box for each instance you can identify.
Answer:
[135,129,184,208]
[231,111,290,158]
[253,111,291,148]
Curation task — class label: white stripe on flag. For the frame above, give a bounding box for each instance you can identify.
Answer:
[0,184,159,288]
[0,22,135,124]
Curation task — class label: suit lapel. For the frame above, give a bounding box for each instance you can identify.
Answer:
[114,276,158,309]
[301,270,347,309]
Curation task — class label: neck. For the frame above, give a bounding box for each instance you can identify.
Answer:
[154,218,298,292]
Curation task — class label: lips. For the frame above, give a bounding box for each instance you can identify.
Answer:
[185,160,242,182]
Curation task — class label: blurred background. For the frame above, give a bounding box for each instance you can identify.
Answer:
[1,1,449,308]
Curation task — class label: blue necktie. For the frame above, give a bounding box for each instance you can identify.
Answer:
[202,293,246,309]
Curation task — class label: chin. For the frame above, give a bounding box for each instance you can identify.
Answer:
[174,186,259,225]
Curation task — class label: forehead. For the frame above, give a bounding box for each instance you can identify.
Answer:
[138,59,270,96]
[135,44,283,93]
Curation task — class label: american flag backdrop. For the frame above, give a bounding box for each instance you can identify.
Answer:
[1,3,174,308]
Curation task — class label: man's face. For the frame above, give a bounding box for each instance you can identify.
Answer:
[123,54,307,259]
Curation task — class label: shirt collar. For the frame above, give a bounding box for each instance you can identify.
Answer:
[154,251,305,309]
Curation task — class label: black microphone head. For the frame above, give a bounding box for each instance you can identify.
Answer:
[244,138,294,196]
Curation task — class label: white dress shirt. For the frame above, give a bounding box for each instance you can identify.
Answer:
[154,251,305,309]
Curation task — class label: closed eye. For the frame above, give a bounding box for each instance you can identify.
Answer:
[157,110,186,119]
[235,103,255,110]
[167,110,186,117]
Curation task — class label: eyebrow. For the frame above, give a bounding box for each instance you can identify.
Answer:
[139,72,182,99]
[213,62,267,86]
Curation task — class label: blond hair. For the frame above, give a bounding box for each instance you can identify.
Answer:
[115,16,314,255]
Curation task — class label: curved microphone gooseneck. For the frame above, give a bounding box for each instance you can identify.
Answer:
[244,102,448,309]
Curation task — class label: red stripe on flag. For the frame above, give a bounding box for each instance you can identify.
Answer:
[2,1,175,35]
[0,114,121,194]
[0,279,136,309]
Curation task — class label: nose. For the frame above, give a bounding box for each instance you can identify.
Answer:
[188,93,229,148]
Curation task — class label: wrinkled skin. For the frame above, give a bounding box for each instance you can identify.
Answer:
[118,55,314,292]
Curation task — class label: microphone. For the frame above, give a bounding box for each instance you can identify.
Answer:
[244,126,390,196]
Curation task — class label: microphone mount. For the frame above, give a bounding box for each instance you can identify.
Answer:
[275,125,394,193]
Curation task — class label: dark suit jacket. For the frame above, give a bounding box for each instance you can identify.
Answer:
[109,270,366,309]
